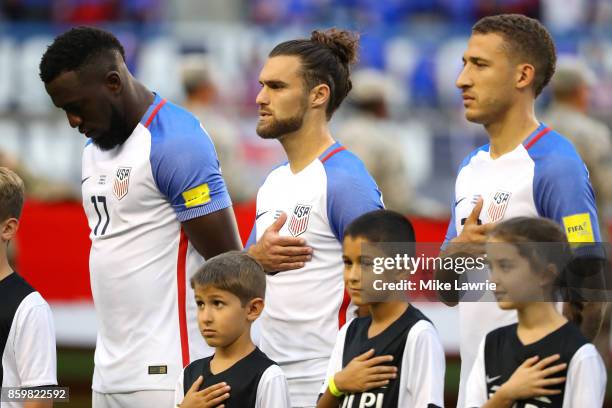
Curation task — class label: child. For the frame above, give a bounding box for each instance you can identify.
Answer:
[465,217,606,407]
[0,167,57,408]
[318,209,445,408]
[174,251,290,408]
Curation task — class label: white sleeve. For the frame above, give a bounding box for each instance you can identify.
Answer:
[320,319,352,395]
[174,369,185,406]
[255,365,291,408]
[13,293,57,387]
[562,343,606,408]
[464,337,487,408]
[400,320,445,408]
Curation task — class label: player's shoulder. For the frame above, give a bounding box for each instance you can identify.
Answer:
[183,356,212,377]
[320,142,378,187]
[147,96,207,145]
[526,125,582,162]
[484,322,517,347]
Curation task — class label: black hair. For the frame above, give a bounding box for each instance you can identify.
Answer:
[269,28,359,119]
[39,26,126,84]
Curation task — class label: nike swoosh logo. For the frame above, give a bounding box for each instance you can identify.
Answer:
[486,375,501,384]
[256,211,269,220]
[454,197,466,207]
[81,176,91,185]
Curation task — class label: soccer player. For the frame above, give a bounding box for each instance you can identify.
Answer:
[0,167,57,408]
[318,210,445,408]
[175,251,290,408]
[246,29,384,407]
[436,14,604,407]
[465,217,606,407]
[39,27,242,407]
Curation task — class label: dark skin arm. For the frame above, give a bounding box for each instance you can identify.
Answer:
[182,207,243,258]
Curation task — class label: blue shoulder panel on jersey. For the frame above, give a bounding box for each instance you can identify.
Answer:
[148,98,232,222]
[442,143,490,246]
[321,142,384,242]
[529,127,601,242]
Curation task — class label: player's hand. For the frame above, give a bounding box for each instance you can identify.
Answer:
[248,212,313,273]
[497,355,566,402]
[180,376,231,408]
[334,349,397,393]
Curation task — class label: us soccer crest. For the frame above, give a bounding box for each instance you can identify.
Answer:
[288,204,312,237]
[113,167,131,200]
[487,190,511,223]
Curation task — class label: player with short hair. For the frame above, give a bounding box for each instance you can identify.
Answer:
[175,251,290,408]
[246,29,384,407]
[0,167,57,408]
[465,217,606,407]
[436,14,604,407]
[40,27,242,407]
[318,209,445,408]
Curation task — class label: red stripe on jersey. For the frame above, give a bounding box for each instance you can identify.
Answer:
[177,229,190,367]
[321,146,347,163]
[338,288,351,329]
[144,99,167,128]
[525,127,551,150]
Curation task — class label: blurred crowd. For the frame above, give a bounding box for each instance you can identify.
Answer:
[0,0,610,226]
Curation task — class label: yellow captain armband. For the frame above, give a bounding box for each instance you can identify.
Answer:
[328,375,345,398]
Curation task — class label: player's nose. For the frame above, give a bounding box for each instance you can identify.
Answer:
[255,87,269,106]
[456,66,472,90]
[66,112,83,129]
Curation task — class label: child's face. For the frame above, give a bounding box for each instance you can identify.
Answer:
[343,235,371,307]
[194,284,255,348]
[486,237,547,310]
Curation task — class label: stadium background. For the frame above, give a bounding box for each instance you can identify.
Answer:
[1,0,611,406]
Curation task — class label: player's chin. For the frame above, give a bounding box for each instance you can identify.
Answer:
[496,300,517,310]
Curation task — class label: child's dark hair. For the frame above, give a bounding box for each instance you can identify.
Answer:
[191,251,266,305]
[269,28,359,120]
[344,210,416,257]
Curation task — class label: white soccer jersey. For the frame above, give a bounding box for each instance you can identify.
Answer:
[246,142,384,406]
[443,123,601,407]
[465,322,606,408]
[82,94,232,393]
[1,273,57,408]
[321,306,446,408]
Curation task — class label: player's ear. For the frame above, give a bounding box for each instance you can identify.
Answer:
[515,63,536,92]
[310,83,330,110]
[245,297,264,321]
[0,218,19,242]
[104,71,123,95]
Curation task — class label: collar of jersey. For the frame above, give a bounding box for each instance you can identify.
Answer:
[139,93,163,127]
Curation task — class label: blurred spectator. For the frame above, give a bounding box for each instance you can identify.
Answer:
[336,69,415,214]
[541,0,592,32]
[0,149,78,202]
[180,54,253,202]
[1,0,51,20]
[475,0,540,19]
[543,58,612,241]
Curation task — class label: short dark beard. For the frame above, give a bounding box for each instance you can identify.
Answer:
[256,114,304,139]
[92,104,132,151]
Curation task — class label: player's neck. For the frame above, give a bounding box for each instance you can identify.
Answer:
[367,301,409,338]
[485,102,539,159]
[280,122,335,174]
[0,247,13,281]
[211,329,256,374]
[516,302,567,345]
[124,80,155,135]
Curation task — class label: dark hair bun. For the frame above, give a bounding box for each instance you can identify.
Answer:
[310,28,359,65]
